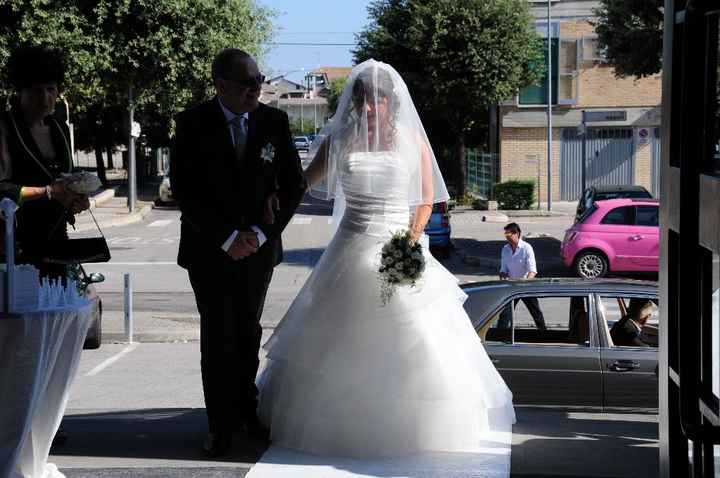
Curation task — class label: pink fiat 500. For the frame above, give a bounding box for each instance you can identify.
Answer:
[561,198,659,278]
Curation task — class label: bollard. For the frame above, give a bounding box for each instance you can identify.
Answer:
[124,273,133,343]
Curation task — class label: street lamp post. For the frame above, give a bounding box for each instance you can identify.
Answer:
[546,0,553,211]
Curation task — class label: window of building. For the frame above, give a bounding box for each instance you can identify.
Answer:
[709,12,720,176]
[519,22,578,106]
[600,206,635,225]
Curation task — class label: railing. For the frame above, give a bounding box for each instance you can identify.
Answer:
[465,150,497,199]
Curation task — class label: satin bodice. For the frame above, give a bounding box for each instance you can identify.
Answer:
[338,152,410,236]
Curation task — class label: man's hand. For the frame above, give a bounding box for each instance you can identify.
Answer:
[263,194,280,225]
[227,231,259,260]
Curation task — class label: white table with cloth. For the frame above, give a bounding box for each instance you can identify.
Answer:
[0,303,92,478]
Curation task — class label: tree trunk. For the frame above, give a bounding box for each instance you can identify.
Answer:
[105,144,114,169]
[453,134,466,198]
[94,138,108,186]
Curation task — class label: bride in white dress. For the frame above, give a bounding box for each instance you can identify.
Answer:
[257,59,515,459]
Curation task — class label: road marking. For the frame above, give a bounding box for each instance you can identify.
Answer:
[85,343,139,376]
[292,217,312,225]
[147,219,173,228]
[102,262,177,266]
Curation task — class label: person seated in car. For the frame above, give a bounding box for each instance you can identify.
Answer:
[610,299,654,347]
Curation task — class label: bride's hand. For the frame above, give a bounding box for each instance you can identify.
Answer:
[409,226,423,245]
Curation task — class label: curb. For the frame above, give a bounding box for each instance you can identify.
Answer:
[88,186,118,210]
[74,203,153,233]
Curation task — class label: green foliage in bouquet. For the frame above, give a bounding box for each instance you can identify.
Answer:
[379,230,426,305]
[493,179,535,210]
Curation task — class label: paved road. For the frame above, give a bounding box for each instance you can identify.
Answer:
[55,343,658,478]
[53,199,659,477]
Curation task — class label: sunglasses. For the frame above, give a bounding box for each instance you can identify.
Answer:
[224,74,265,89]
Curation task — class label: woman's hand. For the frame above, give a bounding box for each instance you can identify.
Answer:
[50,180,88,213]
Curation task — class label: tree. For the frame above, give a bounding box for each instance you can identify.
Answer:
[354,0,544,197]
[0,0,275,185]
[593,0,664,78]
[325,77,348,117]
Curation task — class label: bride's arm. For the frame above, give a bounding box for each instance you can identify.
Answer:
[409,139,434,243]
[303,137,329,187]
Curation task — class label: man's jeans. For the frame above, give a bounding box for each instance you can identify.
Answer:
[497,297,547,330]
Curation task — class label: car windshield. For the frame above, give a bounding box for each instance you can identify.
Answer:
[577,204,597,223]
[596,190,652,201]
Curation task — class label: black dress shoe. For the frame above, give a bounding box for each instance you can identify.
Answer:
[239,416,270,443]
[202,432,232,458]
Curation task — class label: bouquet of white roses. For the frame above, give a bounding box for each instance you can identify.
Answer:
[378,230,426,305]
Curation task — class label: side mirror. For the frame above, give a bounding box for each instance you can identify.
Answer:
[86,272,105,284]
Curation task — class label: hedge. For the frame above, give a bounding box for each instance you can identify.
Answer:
[493,180,535,210]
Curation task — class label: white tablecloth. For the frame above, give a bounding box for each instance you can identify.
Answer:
[0,304,92,478]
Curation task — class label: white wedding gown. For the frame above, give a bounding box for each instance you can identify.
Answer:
[255,151,515,469]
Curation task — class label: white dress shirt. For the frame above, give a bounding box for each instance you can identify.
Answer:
[217,98,267,252]
[500,238,537,279]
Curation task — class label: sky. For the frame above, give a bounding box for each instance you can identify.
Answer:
[258,1,374,84]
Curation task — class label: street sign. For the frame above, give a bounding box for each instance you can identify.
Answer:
[131,121,141,138]
[583,110,627,122]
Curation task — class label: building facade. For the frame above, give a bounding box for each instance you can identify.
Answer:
[497,0,662,203]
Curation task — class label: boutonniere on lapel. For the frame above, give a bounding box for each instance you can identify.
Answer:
[261,142,275,165]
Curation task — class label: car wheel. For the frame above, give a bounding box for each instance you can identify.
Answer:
[574,250,609,279]
[83,301,102,350]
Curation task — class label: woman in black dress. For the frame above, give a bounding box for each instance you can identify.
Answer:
[0,46,89,278]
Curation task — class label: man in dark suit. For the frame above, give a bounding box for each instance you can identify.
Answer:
[610,299,654,347]
[171,49,306,457]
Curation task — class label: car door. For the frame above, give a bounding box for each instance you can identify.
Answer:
[596,294,659,412]
[628,205,660,269]
[598,205,637,270]
[482,294,603,408]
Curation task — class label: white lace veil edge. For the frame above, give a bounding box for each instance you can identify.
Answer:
[307,59,450,208]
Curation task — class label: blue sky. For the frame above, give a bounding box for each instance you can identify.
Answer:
[259,1,373,84]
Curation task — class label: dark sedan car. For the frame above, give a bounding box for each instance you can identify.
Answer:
[575,185,652,222]
[68,264,104,349]
[463,278,658,412]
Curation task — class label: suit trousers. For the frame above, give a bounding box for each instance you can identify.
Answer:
[188,257,274,433]
[497,297,547,330]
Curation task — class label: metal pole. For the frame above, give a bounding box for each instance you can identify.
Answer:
[546,0,553,211]
[1,199,17,313]
[128,86,137,213]
[124,273,133,343]
[581,111,587,192]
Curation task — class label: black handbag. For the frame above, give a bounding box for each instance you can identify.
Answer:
[44,209,111,265]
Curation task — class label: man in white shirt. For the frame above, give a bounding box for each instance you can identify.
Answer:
[497,223,547,330]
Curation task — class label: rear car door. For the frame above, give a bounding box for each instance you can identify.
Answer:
[596,294,659,411]
[481,293,603,408]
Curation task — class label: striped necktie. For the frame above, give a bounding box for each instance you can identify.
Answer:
[230,115,247,158]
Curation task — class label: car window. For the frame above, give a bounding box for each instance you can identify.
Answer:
[635,206,659,227]
[481,296,591,346]
[598,296,659,348]
[600,206,635,225]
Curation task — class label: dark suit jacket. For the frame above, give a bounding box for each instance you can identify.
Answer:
[170,99,306,271]
[610,317,648,347]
